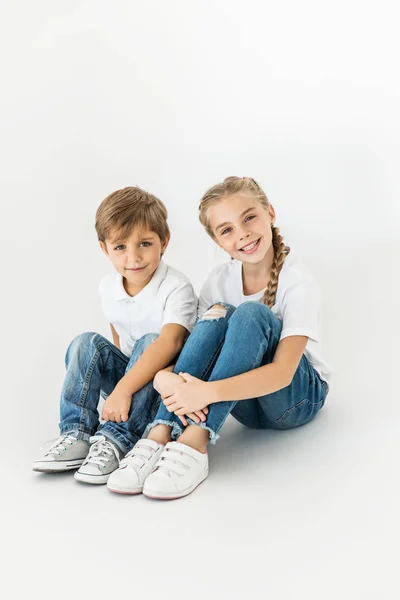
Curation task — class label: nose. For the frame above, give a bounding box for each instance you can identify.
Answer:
[127,250,141,265]
[238,228,250,241]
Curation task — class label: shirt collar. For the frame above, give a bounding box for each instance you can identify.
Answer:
[114,260,168,303]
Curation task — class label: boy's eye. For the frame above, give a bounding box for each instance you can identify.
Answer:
[114,245,126,251]
[221,228,232,235]
[245,215,256,222]
[139,241,152,247]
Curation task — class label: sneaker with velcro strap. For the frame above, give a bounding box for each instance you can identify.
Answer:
[142,441,209,500]
[107,438,164,495]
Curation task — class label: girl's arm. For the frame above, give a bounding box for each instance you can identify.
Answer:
[162,336,310,417]
[209,335,309,402]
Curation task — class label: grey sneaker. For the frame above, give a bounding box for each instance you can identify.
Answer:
[32,434,90,473]
[74,435,121,485]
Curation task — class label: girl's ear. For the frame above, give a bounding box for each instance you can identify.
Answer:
[268,204,276,225]
[99,241,109,256]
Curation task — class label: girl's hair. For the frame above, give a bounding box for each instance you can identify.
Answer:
[95,186,170,244]
[199,176,290,308]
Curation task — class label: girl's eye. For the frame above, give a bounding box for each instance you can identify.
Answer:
[114,245,126,251]
[245,215,256,222]
[139,242,152,247]
[221,228,232,235]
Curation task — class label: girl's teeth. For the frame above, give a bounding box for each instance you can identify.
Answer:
[242,240,257,251]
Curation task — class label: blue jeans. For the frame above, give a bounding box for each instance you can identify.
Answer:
[145,302,330,444]
[59,332,161,454]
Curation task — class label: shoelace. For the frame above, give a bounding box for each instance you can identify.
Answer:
[84,437,119,467]
[43,434,78,457]
[119,442,157,475]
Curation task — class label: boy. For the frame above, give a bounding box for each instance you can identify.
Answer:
[32,186,197,484]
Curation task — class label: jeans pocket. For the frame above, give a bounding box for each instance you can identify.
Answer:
[276,397,324,430]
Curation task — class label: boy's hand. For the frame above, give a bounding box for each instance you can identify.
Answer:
[102,387,132,423]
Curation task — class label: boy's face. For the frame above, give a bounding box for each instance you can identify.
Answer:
[100,226,169,291]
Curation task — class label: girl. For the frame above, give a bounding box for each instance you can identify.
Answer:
[106,176,332,499]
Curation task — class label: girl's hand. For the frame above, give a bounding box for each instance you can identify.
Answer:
[154,370,185,396]
[102,387,132,423]
[163,373,215,416]
[155,370,209,425]
[173,408,209,427]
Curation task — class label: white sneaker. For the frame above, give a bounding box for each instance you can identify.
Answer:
[74,435,121,484]
[143,441,209,500]
[107,439,164,495]
[32,434,90,473]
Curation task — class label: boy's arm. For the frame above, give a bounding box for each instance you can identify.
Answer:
[110,324,120,350]
[115,323,188,397]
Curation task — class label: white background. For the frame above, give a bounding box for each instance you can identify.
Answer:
[1,1,398,598]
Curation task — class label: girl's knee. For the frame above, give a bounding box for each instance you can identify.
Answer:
[227,302,277,334]
[231,301,273,321]
[200,302,236,321]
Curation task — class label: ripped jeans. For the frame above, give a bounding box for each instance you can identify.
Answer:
[145,302,330,444]
[59,332,161,454]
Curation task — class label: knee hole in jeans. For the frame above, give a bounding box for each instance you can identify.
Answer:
[201,305,228,321]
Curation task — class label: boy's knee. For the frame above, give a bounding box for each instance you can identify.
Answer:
[134,332,159,353]
[69,332,99,351]
[65,332,101,365]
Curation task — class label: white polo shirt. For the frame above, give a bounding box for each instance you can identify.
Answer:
[99,260,197,358]
[198,249,334,385]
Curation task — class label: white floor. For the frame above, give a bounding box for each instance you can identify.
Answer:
[5,364,398,599]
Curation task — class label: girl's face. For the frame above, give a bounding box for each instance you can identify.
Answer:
[208,193,276,265]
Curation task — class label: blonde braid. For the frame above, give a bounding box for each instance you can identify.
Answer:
[261,225,290,308]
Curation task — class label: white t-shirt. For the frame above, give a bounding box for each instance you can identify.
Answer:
[99,260,197,358]
[198,249,333,385]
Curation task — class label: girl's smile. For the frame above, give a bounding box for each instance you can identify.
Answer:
[238,237,261,254]
[208,193,276,266]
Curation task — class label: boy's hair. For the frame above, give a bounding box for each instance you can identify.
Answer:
[199,176,290,309]
[95,186,170,244]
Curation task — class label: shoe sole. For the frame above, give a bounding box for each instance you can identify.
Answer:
[32,460,85,473]
[143,469,209,500]
[74,472,110,485]
[107,486,142,495]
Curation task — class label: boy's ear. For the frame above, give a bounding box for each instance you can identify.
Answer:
[99,241,109,256]
[161,234,171,255]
